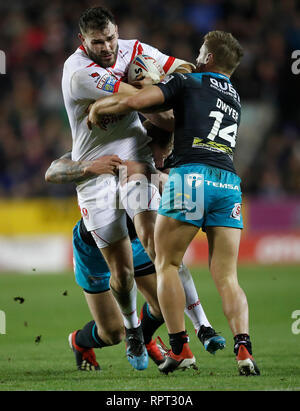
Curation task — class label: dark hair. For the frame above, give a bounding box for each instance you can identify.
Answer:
[204,30,244,74]
[79,6,116,34]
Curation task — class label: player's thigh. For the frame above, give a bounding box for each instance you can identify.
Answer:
[206,226,241,285]
[84,290,124,343]
[100,234,133,272]
[154,214,199,268]
[90,212,128,249]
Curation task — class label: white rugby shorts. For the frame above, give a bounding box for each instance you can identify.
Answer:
[77,173,161,248]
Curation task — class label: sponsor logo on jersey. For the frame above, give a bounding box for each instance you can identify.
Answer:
[90,72,100,78]
[88,275,106,285]
[192,138,233,155]
[89,72,101,84]
[99,114,124,130]
[96,74,117,93]
[119,49,129,58]
[206,181,240,191]
[209,77,241,104]
[160,74,174,84]
[79,207,89,220]
[230,203,241,220]
[95,73,109,88]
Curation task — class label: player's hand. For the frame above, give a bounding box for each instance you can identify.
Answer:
[86,103,94,130]
[83,155,123,176]
[87,103,106,130]
[131,73,159,89]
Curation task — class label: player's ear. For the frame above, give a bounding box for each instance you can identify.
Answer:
[115,25,119,39]
[206,53,213,64]
[78,33,85,43]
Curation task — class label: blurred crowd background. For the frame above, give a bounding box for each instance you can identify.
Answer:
[0,0,299,199]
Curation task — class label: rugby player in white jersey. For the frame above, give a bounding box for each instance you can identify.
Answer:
[61,5,195,370]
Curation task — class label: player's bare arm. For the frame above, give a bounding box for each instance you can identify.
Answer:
[87,79,173,131]
[126,86,166,114]
[45,152,122,184]
[95,85,165,116]
[88,82,169,131]
[45,147,169,193]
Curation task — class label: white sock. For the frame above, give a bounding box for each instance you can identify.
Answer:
[113,281,140,329]
[178,263,211,334]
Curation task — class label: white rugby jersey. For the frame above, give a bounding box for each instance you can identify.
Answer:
[62,39,176,206]
[62,39,176,163]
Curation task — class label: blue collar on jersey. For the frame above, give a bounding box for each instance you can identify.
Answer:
[190,71,231,83]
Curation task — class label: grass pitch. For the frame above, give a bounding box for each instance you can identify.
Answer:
[0,265,299,391]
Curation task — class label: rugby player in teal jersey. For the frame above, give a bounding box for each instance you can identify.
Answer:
[87,31,260,376]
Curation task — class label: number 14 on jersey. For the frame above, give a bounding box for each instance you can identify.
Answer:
[207,110,238,148]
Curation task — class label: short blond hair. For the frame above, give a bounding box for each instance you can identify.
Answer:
[204,30,243,75]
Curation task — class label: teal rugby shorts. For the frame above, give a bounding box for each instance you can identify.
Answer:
[72,221,154,293]
[158,164,243,230]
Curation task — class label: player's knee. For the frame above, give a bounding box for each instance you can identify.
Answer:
[154,255,180,275]
[111,267,134,292]
[211,264,239,290]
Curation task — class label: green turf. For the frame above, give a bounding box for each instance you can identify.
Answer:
[0,265,299,391]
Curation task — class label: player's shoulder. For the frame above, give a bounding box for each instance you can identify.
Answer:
[64,47,103,74]
[118,38,143,59]
[184,72,206,84]
[64,47,87,64]
[166,72,211,90]
[64,47,108,85]
[63,48,88,73]
[160,72,190,86]
[118,39,142,53]
[118,38,141,49]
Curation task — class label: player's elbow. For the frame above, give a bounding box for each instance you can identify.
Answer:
[45,169,53,183]
[44,162,57,183]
